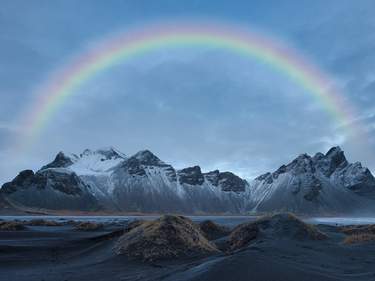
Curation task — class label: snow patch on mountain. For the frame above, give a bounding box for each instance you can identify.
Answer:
[70,148,126,175]
[42,147,127,176]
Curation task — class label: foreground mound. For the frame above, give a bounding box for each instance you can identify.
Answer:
[124,219,145,233]
[27,219,63,226]
[340,224,375,235]
[74,221,103,231]
[344,233,375,244]
[114,215,219,261]
[0,221,26,231]
[199,220,230,240]
[230,213,327,250]
[340,224,375,244]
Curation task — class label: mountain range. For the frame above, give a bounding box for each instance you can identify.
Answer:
[1,146,375,215]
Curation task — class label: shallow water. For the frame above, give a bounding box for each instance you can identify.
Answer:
[307,217,375,226]
[1,215,375,226]
[0,215,256,227]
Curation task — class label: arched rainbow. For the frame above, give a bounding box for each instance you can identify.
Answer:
[18,21,360,151]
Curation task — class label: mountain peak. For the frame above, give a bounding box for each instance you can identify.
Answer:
[41,151,77,170]
[131,150,165,166]
[178,166,204,185]
[325,146,343,156]
[218,171,247,192]
[79,147,126,160]
[323,146,348,175]
[95,147,127,160]
[3,145,375,215]
[325,146,346,164]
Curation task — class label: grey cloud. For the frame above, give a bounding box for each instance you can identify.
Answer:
[1,0,375,183]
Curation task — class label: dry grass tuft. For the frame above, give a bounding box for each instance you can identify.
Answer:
[340,224,375,244]
[27,219,63,226]
[199,220,230,240]
[228,213,327,251]
[0,221,26,231]
[340,225,375,235]
[74,221,103,231]
[343,233,375,244]
[114,215,219,261]
[229,222,259,251]
[124,219,145,233]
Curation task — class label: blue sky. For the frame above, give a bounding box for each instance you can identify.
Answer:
[1,0,375,183]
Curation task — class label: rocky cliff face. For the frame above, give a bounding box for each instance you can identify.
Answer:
[1,168,99,210]
[106,150,248,213]
[1,146,375,214]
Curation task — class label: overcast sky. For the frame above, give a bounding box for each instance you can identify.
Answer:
[1,0,375,183]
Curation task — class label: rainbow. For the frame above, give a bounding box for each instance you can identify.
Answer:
[18,21,361,151]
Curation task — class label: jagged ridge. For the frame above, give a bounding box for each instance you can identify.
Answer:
[1,146,375,214]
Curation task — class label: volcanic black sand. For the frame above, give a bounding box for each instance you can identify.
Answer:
[1,214,375,281]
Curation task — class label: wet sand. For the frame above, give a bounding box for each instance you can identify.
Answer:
[1,221,375,281]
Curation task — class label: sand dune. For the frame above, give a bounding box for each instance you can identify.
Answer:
[0,215,375,281]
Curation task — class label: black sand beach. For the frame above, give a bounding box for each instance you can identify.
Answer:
[1,215,375,281]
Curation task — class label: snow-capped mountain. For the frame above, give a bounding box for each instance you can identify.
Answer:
[1,146,375,214]
[0,169,99,211]
[249,147,375,214]
[0,147,249,213]
[42,147,127,175]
